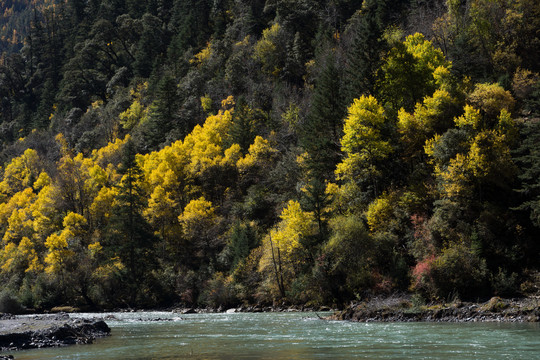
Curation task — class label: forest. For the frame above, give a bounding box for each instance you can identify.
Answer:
[0,0,539,311]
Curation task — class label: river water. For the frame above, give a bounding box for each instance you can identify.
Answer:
[5,311,540,359]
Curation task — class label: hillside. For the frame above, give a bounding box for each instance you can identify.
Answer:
[0,0,539,310]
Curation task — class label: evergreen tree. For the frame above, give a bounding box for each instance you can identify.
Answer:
[300,177,331,247]
[133,13,168,78]
[167,0,212,59]
[136,74,180,150]
[514,120,540,228]
[300,52,346,180]
[105,139,157,305]
[228,221,259,270]
[228,98,261,153]
[344,0,386,103]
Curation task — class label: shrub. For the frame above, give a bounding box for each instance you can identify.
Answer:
[520,270,540,296]
[412,243,489,300]
[491,268,519,297]
[0,289,23,314]
[412,255,437,295]
[198,272,240,309]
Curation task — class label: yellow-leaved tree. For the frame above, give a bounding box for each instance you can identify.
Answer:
[379,32,452,112]
[426,83,518,201]
[0,149,41,200]
[44,212,88,275]
[258,200,316,300]
[119,82,149,130]
[397,89,456,160]
[177,196,223,273]
[253,23,285,77]
[144,185,178,254]
[336,95,392,199]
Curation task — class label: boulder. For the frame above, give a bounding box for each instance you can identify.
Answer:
[0,317,110,351]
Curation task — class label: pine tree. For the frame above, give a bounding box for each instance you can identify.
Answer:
[300,52,346,180]
[137,74,180,150]
[514,120,540,228]
[105,139,157,305]
[168,0,212,59]
[300,177,331,247]
[228,98,261,153]
[344,0,386,103]
[228,221,259,270]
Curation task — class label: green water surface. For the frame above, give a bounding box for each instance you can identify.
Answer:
[3,311,540,359]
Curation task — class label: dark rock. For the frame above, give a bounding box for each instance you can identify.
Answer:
[0,318,110,351]
[0,314,14,320]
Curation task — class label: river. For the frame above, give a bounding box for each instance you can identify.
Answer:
[5,311,540,359]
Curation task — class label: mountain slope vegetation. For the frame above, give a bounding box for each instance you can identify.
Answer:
[0,0,539,309]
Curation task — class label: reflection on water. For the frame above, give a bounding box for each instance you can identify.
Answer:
[4,311,540,359]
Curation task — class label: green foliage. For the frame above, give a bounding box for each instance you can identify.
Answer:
[343,1,385,101]
[103,139,157,306]
[141,74,181,148]
[299,178,332,246]
[228,100,265,153]
[300,52,346,179]
[324,214,374,300]
[227,221,259,271]
[413,243,489,300]
[0,288,23,314]
[514,120,540,227]
[199,272,240,308]
[491,268,519,297]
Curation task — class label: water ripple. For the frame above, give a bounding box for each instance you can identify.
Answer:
[3,312,539,360]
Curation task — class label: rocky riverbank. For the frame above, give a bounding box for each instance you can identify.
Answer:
[0,313,110,353]
[170,304,333,314]
[329,296,540,322]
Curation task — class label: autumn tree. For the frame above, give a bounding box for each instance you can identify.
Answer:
[178,197,217,253]
[0,149,41,199]
[44,211,95,303]
[378,32,451,113]
[258,200,317,302]
[398,89,460,164]
[336,95,392,200]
